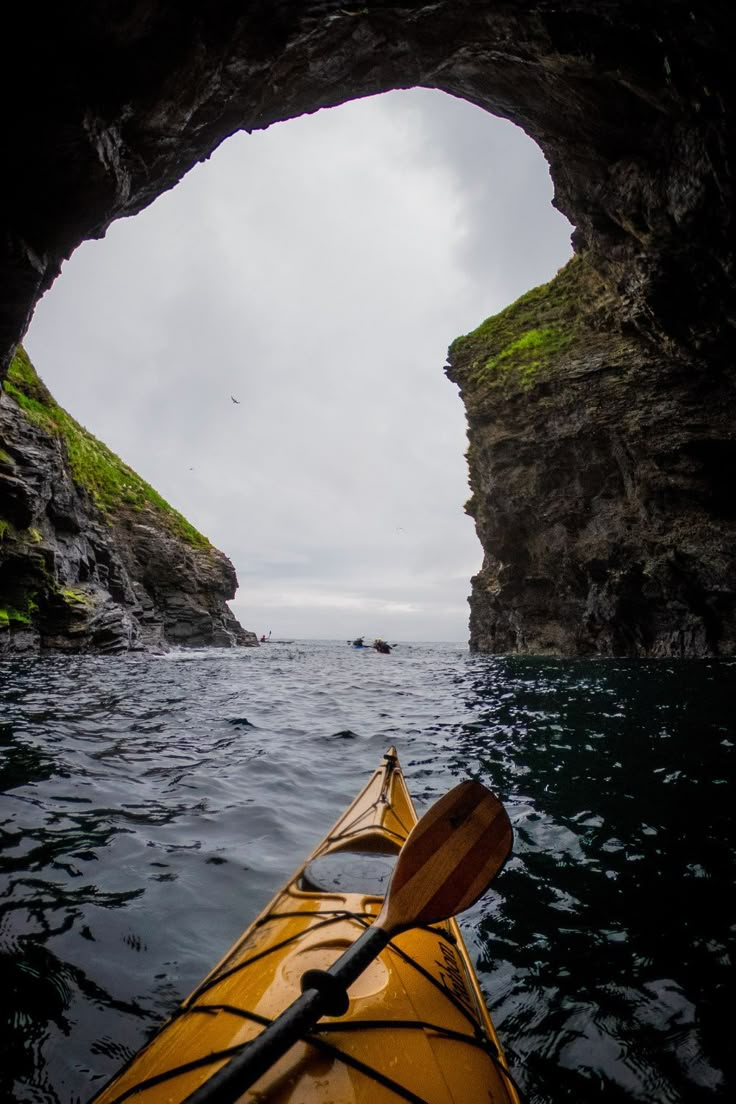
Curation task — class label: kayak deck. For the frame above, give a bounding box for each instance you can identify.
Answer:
[91,749,520,1104]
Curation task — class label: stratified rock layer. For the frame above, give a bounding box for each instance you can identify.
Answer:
[1,2,734,655]
[0,349,256,655]
[447,258,736,656]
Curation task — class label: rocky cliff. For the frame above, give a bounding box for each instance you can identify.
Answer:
[0,348,256,655]
[447,258,736,656]
[1,2,734,656]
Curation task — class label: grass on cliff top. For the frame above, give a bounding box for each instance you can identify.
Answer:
[449,256,588,393]
[3,347,210,550]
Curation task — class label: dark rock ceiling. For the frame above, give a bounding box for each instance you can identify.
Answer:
[1,1,734,374]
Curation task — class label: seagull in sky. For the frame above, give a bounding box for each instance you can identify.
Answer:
[231,395,240,404]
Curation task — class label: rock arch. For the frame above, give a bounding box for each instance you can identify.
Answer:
[2,3,732,366]
[1,2,734,654]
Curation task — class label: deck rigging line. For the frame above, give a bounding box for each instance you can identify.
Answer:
[97,755,523,1103]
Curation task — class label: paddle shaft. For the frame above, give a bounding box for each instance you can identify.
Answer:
[184,923,389,1104]
[183,779,511,1104]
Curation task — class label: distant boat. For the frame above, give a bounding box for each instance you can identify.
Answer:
[348,637,392,653]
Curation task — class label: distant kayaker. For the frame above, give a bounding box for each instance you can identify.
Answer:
[350,636,365,647]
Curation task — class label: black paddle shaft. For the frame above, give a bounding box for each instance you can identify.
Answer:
[183,923,390,1104]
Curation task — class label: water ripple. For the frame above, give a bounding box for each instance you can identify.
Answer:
[0,644,733,1102]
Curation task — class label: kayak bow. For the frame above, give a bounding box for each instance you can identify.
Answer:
[90,748,520,1104]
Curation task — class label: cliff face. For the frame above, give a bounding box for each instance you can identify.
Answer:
[0,2,734,656]
[447,259,736,656]
[0,349,256,655]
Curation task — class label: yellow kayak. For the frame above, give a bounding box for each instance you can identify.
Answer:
[90,748,520,1104]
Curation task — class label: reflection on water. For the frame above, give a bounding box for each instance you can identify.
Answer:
[0,645,733,1102]
[452,658,733,1103]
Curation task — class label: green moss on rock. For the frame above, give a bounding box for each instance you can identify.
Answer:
[478,326,573,387]
[4,347,209,549]
[59,586,90,607]
[448,256,601,399]
[0,593,37,628]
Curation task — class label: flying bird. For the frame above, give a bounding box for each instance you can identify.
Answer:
[231,395,240,404]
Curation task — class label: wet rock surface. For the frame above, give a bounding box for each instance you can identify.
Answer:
[1,2,734,654]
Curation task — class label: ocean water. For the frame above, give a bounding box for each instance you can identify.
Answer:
[0,640,733,1103]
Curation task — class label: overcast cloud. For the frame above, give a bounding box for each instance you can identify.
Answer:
[24,89,572,642]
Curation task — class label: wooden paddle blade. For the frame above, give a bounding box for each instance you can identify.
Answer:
[379,780,512,932]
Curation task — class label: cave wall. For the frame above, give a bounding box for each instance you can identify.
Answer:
[1,2,734,654]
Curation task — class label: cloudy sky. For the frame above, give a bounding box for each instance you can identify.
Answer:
[25,89,572,642]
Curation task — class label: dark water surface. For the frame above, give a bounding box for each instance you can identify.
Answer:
[0,641,733,1103]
